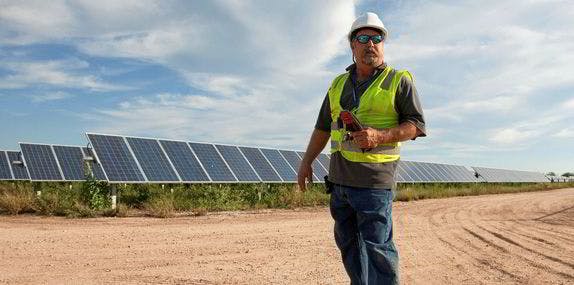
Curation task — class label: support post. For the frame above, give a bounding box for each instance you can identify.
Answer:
[111,185,117,210]
[33,182,41,196]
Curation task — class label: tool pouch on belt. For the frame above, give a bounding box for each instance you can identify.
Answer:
[324,175,333,194]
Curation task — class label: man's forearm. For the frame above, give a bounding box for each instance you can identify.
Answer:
[301,129,330,165]
[378,122,420,144]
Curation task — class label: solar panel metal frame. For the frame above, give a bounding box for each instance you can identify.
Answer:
[51,145,85,181]
[6,151,30,180]
[125,136,182,183]
[239,146,283,183]
[86,133,147,183]
[214,144,262,183]
[260,148,298,182]
[188,142,238,183]
[0,151,14,180]
[81,147,108,181]
[17,144,107,182]
[158,139,211,183]
[19,142,65,182]
[316,153,330,174]
[50,144,99,182]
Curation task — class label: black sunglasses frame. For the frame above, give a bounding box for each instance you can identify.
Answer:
[354,34,384,44]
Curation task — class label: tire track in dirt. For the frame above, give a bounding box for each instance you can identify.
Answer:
[402,188,574,284]
[462,226,574,280]
[478,225,574,269]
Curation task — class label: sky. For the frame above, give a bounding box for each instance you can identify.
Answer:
[0,0,573,175]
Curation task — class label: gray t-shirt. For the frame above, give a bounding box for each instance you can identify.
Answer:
[315,64,426,189]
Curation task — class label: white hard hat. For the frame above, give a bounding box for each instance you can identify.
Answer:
[348,12,388,42]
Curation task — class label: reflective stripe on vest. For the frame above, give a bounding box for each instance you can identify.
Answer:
[328,67,411,163]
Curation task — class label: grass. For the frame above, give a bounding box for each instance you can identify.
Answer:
[0,181,572,217]
[394,182,574,201]
[0,183,35,215]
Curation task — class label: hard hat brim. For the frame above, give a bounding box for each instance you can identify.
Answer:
[348,25,388,42]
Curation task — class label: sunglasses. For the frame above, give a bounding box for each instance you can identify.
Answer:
[354,34,384,44]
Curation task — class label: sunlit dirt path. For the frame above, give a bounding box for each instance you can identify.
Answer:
[1,188,572,284]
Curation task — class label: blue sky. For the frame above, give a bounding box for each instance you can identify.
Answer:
[0,0,573,175]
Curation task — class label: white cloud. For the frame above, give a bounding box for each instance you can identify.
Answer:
[0,0,75,44]
[427,95,524,121]
[183,73,250,98]
[564,98,574,110]
[88,91,320,149]
[30,91,73,102]
[488,128,539,144]
[553,128,574,138]
[0,58,127,91]
[387,0,574,101]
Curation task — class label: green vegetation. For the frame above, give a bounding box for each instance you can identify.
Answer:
[0,181,572,218]
[393,182,573,201]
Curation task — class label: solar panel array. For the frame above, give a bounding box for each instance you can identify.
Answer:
[17,143,105,182]
[0,151,13,180]
[6,151,29,180]
[86,133,329,184]
[472,167,548,183]
[397,161,477,183]
[1,134,552,184]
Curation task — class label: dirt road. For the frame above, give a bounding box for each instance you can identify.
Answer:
[1,188,573,284]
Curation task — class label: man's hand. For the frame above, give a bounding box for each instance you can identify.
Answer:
[297,162,313,191]
[351,127,385,149]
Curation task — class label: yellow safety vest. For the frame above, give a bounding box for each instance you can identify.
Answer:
[328,67,412,163]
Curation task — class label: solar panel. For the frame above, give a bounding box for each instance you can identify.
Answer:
[317,153,330,173]
[52,145,86,181]
[239,147,282,182]
[215,145,260,182]
[436,163,458,182]
[297,151,327,182]
[260,148,296,182]
[402,161,424,182]
[473,166,548,183]
[126,137,180,182]
[7,151,29,180]
[396,161,412,182]
[448,165,476,182]
[20,143,64,181]
[416,162,438,182]
[0,151,13,180]
[87,134,146,183]
[159,140,210,182]
[279,150,309,180]
[189,143,236,182]
[81,147,107,180]
[423,162,448,182]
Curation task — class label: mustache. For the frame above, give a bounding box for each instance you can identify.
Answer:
[364,48,377,54]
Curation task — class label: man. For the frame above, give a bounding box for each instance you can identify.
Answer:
[297,12,426,285]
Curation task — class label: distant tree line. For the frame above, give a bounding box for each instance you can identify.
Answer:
[546,172,574,177]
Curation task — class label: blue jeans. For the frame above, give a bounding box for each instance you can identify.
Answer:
[329,184,399,285]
